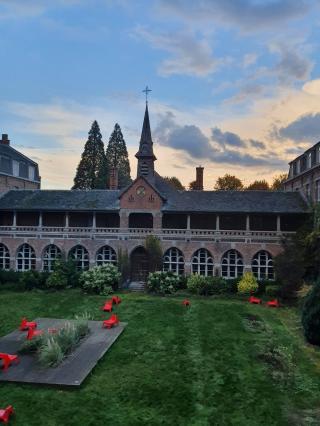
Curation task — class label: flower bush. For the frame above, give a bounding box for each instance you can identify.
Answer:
[80,264,120,295]
[237,272,258,294]
[146,271,181,294]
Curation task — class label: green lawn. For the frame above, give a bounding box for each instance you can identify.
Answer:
[1,290,320,426]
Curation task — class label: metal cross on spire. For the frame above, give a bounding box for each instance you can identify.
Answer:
[142,85,152,104]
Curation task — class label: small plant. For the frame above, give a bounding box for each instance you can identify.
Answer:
[18,335,44,354]
[80,264,120,294]
[237,272,258,294]
[146,271,181,295]
[38,336,64,367]
[265,284,280,298]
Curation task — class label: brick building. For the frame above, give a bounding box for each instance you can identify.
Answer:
[0,105,309,282]
[283,141,320,203]
[0,134,41,191]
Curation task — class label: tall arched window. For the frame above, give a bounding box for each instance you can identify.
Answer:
[252,251,274,280]
[96,245,117,265]
[42,244,62,272]
[69,245,89,271]
[0,244,10,270]
[163,247,184,274]
[16,243,36,271]
[192,249,214,276]
[221,249,243,279]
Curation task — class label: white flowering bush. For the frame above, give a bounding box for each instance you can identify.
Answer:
[146,271,181,295]
[80,264,120,295]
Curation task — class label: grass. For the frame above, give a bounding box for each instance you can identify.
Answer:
[1,290,320,425]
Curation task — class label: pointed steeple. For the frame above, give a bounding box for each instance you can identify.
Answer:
[136,103,157,180]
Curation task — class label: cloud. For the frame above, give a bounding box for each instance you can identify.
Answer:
[158,0,312,32]
[225,83,265,104]
[242,53,258,68]
[0,0,83,19]
[250,140,266,150]
[273,112,320,142]
[303,79,320,96]
[133,26,219,77]
[154,111,285,167]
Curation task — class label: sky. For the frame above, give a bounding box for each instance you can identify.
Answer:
[1,0,320,189]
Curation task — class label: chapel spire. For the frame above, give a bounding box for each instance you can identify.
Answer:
[135,88,157,180]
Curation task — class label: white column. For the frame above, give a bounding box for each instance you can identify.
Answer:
[277,215,281,232]
[216,215,220,231]
[65,212,69,228]
[38,212,43,228]
[246,215,250,231]
[187,215,191,230]
[13,211,17,227]
[92,212,96,229]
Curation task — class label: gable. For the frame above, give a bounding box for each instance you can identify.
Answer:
[119,177,163,210]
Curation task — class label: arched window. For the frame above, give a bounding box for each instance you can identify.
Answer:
[96,245,117,266]
[16,243,36,271]
[42,244,62,272]
[163,247,184,274]
[221,249,243,279]
[0,244,10,270]
[192,249,214,276]
[69,245,89,271]
[252,251,274,280]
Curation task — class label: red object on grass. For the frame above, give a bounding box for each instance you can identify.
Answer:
[0,353,19,371]
[19,318,37,331]
[111,296,122,305]
[249,296,262,304]
[102,314,119,329]
[102,300,113,312]
[26,327,43,340]
[182,299,190,307]
[266,299,280,308]
[0,406,14,423]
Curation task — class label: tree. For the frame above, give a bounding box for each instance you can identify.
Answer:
[246,180,270,190]
[145,235,163,272]
[163,176,185,190]
[214,174,244,190]
[302,280,320,345]
[271,173,288,191]
[189,180,198,190]
[106,123,131,188]
[72,121,107,189]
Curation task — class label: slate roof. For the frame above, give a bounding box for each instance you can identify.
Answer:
[0,190,120,211]
[135,104,156,160]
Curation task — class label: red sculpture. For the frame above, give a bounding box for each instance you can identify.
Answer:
[102,314,119,329]
[0,353,19,371]
[182,299,190,307]
[266,299,280,308]
[249,296,262,304]
[26,327,43,340]
[0,406,14,423]
[102,300,113,312]
[19,318,37,331]
[111,296,122,305]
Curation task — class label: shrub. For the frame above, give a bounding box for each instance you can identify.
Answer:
[38,336,64,367]
[19,270,49,290]
[187,275,232,296]
[145,235,163,272]
[237,272,258,294]
[46,258,80,289]
[302,280,320,346]
[265,284,280,298]
[146,271,181,295]
[19,335,44,354]
[117,248,130,287]
[80,264,120,294]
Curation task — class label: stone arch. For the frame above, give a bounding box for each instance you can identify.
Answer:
[251,250,274,280]
[130,246,149,282]
[16,243,36,271]
[221,249,244,279]
[0,243,10,270]
[42,244,62,272]
[96,245,117,266]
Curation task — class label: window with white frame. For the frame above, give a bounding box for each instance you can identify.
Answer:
[192,249,214,276]
[69,245,89,270]
[42,244,61,272]
[221,249,244,279]
[251,251,274,280]
[16,243,36,271]
[96,245,117,265]
[0,243,10,270]
[163,247,184,274]
[308,152,312,168]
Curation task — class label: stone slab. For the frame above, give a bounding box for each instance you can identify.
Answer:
[0,318,126,386]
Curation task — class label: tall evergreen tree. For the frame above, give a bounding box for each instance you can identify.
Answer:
[72,121,107,189]
[106,123,131,188]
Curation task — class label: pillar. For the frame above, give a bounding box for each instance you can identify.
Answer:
[38,212,43,228]
[246,215,250,231]
[277,215,281,232]
[153,212,162,229]
[65,212,69,228]
[120,211,129,229]
[13,211,17,227]
[216,215,220,231]
[92,212,96,229]
[187,215,191,230]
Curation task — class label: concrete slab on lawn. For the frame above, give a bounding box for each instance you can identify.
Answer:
[0,318,126,386]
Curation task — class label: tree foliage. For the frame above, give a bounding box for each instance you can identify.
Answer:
[163,176,185,190]
[188,180,198,190]
[214,174,244,190]
[237,272,258,294]
[246,180,270,190]
[272,173,288,191]
[145,235,163,272]
[72,121,107,189]
[106,123,131,188]
[302,280,320,346]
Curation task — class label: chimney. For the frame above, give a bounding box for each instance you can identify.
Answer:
[195,166,204,190]
[109,167,119,190]
[0,134,10,145]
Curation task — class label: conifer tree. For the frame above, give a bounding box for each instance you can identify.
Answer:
[106,123,131,188]
[72,121,107,189]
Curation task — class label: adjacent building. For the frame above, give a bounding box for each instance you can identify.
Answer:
[0,105,309,282]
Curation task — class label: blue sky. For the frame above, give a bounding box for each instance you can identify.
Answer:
[1,0,320,188]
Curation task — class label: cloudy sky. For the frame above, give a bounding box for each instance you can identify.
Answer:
[1,0,320,189]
